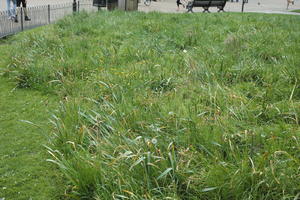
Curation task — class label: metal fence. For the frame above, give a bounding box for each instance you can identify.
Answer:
[0,0,98,38]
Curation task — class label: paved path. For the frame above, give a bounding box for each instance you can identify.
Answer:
[0,0,72,11]
[139,0,300,14]
[1,0,300,15]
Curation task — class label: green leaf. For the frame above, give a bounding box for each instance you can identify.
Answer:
[202,187,218,192]
[157,168,173,180]
[129,156,145,171]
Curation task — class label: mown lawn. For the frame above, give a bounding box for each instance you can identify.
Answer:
[1,11,300,199]
[291,9,300,13]
[0,41,64,199]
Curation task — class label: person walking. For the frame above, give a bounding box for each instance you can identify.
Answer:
[6,0,17,20]
[176,0,185,11]
[15,0,31,23]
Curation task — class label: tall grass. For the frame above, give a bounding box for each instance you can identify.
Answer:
[3,11,300,199]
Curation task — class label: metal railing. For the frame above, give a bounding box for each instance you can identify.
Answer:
[0,0,97,38]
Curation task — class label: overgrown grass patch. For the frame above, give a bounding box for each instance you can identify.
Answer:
[2,11,300,199]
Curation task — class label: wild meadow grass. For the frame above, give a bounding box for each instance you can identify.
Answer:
[2,11,300,199]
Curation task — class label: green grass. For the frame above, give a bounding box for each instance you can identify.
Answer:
[291,9,300,13]
[0,43,64,199]
[1,11,300,199]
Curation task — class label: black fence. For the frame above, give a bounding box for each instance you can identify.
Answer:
[0,0,97,38]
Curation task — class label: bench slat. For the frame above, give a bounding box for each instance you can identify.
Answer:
[187,0,227,13]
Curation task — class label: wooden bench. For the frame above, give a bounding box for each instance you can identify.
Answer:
[186,0,227,13]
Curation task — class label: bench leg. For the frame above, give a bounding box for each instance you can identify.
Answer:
[217,7,225,12]
[202,7,210,13]
[217,6,225,12]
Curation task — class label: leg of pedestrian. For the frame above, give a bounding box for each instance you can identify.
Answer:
[12,0,17,22]
[15,0,20,23]
[23,0,31,21]
[6,0,12,19]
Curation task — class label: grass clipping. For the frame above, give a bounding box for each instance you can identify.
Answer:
[4,11,300,199]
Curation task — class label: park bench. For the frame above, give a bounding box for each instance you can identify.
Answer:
[93,0,107,7]
[186,0,227,13]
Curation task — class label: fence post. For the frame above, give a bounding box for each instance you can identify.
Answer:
[73,0,77,12]
[20,7,24,31]
[78,1,80,12]
[48,5,51,24]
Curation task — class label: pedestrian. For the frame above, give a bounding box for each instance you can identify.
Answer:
[15,0,31,23]
[287,0,295,9]
[6,0,17,20]
[176,0,185,11]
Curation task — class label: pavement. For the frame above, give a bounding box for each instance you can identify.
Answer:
[139,0,300,15]
[0,0,73,11]
[1,0,300,15]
